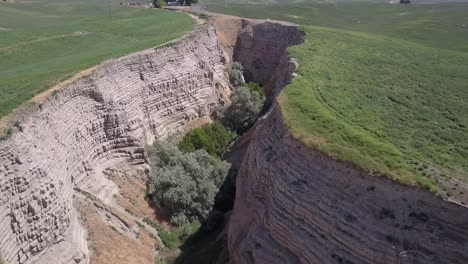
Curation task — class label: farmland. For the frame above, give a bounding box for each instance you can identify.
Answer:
[0,0,194,117]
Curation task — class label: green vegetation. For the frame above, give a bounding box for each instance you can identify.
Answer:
[219,64,266,134]
[246,82,266,102]
[148,142,230,225]
[206,2,468,188]
[207,2,468,52]
[143,218,200,250]
[0,0,194,117]
[219,86,266,134]
[179,121,237,157]
[281,25,468,189]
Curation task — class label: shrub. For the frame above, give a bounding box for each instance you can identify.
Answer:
[219,86,266,134]
[148,142,230,225]
[178,121,236,157]
[246,82,266,101]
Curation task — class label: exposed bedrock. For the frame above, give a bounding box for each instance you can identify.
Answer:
[0,17,304,264]
[228,102,468,264]
[0,24,231,264]
[213,18,304,96]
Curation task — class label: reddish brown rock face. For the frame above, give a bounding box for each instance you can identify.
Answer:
[228,103,468,264]
[214,18,304,96]
[216,17,468,264]
[227,63,468,264]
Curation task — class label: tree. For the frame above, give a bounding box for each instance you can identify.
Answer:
[219,86,265,134]
[178,121,236,157]
[148,142,231,225]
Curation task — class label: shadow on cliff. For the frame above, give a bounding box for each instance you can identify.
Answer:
[172,17,306,264]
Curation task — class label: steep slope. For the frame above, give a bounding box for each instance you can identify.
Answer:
[229,103,468,264]
[224,19,468,264]
[1,11,467,264]
[0,16,304,264]
[0,24,231,264]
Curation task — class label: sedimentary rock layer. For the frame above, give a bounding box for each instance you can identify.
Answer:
[228,102,468,264]
[0,16,304,264]
[214,18,304,95]
[0,24,231,264]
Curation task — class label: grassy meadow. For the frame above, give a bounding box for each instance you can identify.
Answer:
[0,0,194,117]
[207,2,468,190]
[207,2,468,52]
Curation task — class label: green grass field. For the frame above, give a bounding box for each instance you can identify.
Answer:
[207,2,468,190]
[207,2,468,52]
[0,0,194,117]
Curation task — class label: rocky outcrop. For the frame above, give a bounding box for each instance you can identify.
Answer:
[228,101,468,263]
[0,24,231,264]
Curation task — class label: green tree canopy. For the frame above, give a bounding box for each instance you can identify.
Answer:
[178,121,236,157]
[219,86,265,134]
[148,142,231,225]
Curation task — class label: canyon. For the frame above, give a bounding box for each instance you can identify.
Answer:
[0,13,467,264]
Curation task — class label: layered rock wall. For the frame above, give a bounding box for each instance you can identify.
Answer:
[0,25,231,264]
[0,16,304,264]
[220,16,468,264]
[228,103,468,264]
[214,18,304,95]
[3,13,464,264]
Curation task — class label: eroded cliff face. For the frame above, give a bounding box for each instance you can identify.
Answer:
[228,104,468,264]
[0,17,305,264]
[214,16,468,264]
[0,24,231,264]
[2,13,465,264]
[213,18,304,95]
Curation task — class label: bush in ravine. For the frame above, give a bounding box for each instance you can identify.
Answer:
[148,142,230,225]
[246,82,266,102]
[178,121,236,158]
[220,86,265,134]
